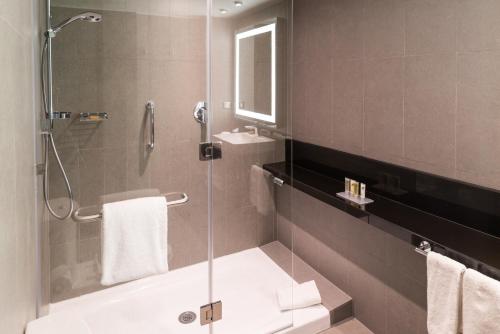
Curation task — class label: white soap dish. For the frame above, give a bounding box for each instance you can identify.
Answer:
[336,191,374,205]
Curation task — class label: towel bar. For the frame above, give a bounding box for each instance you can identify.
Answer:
[415,240,432,256]
[72,192,189,223]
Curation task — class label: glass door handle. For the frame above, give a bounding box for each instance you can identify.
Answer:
[193,101,207,125]
[193,101,208,143]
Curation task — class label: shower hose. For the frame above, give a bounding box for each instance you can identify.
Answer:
[41,38,74,220]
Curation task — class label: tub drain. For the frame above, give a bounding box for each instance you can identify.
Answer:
[178,311,197,324]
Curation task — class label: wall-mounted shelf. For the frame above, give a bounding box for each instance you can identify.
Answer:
[264,140,500,280]
[79,112,108,122]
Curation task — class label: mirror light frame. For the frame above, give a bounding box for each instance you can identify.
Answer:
[235,22,277,124]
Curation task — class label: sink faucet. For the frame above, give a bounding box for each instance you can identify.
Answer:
[244,125,259,136]
[245,125,259,137]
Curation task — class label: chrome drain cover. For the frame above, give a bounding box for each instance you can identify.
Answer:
[178,311,197,324]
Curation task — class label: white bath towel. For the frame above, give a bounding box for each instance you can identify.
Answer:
[250,165,274,215]
[101,196,168,286]
[277,280,322,311]
[462,269,500,334]
[427,252,466,334]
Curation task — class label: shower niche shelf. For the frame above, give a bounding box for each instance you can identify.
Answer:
[79,112,108,122]
[264,139,500,279]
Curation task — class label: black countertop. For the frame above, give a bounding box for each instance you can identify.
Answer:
[264,140,500,278]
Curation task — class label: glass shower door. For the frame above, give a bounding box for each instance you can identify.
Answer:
[209,0,295,333]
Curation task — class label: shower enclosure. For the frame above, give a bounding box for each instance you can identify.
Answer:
[38,0,327,332]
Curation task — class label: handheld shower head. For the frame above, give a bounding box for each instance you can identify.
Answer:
[52,12,102,34]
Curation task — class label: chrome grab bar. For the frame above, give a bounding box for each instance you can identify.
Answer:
[146,101,155,151]
[72,192,189,223]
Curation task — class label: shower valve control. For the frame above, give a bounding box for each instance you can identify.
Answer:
[199,142,222,161]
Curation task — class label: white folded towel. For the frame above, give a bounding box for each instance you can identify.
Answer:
[101,196,168,286]
[463,269,500,334]
[250,165,274,215]
[277,280,322,311]
[427,252,466,334]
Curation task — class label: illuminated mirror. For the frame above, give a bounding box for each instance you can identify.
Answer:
[235,21,276,124]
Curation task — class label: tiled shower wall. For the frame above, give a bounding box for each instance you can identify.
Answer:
[0,0,38,332]
[293,0,500,190]
[48,5,286,302]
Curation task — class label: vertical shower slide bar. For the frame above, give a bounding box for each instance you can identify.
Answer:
[45,0,53,122]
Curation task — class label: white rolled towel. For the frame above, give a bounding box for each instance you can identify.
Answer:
[427,252,466,334]
[463,269,500,334]
[277,280,322,311]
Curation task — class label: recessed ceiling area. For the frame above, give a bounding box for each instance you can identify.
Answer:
[51,0,277,17]
[213,0,275,17]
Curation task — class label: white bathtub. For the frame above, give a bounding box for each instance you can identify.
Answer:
[27,247,330,334]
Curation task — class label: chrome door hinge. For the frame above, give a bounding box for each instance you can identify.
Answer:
[199,142,222,161]
[200,301,222,326]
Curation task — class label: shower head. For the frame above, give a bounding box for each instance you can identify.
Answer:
[52,12,102,35]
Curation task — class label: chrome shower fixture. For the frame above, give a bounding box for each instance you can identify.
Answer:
[48,12,102,36]
[40,11,102,220]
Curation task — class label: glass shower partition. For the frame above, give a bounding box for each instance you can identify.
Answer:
[47,0,212,318]
[210,0,295,333]
[45,0,295,332]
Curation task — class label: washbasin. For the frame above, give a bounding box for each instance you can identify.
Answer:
[214,132,275,145]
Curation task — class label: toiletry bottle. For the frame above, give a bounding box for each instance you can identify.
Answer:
[345,178,351,194]
[360,183,366,199]
[350,181,359,197]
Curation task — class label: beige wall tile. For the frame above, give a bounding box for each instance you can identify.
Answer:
[348,257,388,334]
[455,68,500,183]
[406,0,457,55]
[293,0,334,63]
[457,0,500,52]
[457,84,500,176]
[79,149,105,206]
[404,54,456,173]
[103,147,127,195]
[332,0,365,59]
[170,17,205,62]
[332,58,364,153]
[293,59,332,147]
[146,14,171,60]
[364,0,405,58]
[364,57,404,161]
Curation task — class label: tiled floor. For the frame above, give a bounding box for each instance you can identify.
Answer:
[321,318,374,334]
